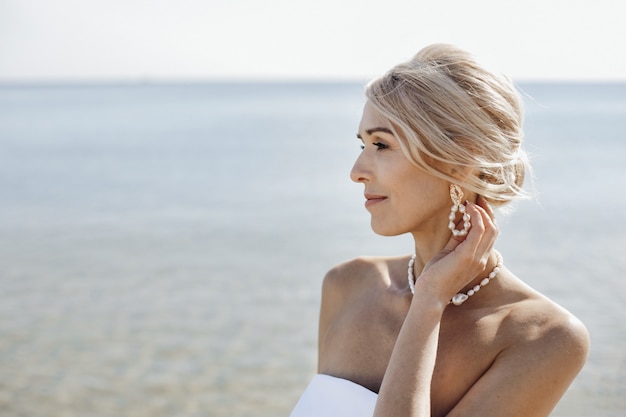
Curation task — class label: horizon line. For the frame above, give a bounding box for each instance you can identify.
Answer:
[1,76,626,88]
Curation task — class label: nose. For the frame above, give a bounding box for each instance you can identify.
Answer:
[350,151,370,183]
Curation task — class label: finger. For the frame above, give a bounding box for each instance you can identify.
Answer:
[476,195,494,219]
[472,198,499,242]
[441,232,464,254]
[466,201,498,261]
[459,200,486,251]
[476,195,498,229]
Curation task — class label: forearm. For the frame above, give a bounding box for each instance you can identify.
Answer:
[373,292,446,417]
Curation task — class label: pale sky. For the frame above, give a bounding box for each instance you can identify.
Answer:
[0,0,624,82]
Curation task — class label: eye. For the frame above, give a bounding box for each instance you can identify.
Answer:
[373,142,389,150]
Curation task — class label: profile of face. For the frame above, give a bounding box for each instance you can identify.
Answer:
[351,101,451,237]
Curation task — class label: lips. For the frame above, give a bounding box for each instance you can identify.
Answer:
[364,193,387,207]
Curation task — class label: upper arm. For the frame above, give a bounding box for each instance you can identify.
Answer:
[318,266,343,357]
[317,260,353,369]
[317,257,371,371]
[448,314,590,417]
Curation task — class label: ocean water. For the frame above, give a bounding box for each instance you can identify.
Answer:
[0,81,625,417]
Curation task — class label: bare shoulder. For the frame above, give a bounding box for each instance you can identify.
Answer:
[322,255,407,295]
[318,255,409,374]
[318,255,405,342]
[321,256,381,311]
[448,281,591,416]
[500,288,590,378]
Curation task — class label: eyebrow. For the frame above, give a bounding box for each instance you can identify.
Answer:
[356,127,393,139]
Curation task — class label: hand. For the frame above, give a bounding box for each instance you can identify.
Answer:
[415,196,499,304]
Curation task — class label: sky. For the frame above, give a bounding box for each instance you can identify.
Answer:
[0,0,624,82]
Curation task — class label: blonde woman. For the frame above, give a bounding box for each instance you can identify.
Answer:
[290,44,589,417]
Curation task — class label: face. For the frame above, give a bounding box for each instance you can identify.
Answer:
[351,101,451,237]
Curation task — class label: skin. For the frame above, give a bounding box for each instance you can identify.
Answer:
[316,101,590,417]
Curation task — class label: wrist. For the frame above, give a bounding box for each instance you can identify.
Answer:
[410,279,449,313]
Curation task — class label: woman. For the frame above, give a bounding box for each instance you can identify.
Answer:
[290,44,589,417]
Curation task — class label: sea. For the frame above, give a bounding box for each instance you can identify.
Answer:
[0,81,625,417]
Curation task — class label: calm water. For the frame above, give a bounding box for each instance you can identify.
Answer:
[0,81,625,416]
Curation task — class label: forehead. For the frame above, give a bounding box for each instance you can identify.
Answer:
[358,101,388,133]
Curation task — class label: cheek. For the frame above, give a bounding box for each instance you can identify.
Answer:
[399,175,451,214]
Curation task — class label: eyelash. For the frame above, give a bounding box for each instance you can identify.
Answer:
[360,142,388,151]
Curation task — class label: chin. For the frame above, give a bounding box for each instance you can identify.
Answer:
[370,220,407,237]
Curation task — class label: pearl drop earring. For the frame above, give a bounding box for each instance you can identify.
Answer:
[448,184,471,237]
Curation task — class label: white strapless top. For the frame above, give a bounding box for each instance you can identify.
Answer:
[290,374,378,417]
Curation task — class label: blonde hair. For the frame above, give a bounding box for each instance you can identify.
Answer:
[366,43,530,207]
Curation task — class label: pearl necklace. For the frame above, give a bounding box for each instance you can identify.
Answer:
[407,251,503,305]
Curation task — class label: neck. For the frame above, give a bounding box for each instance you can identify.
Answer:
[410,227,452,274]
